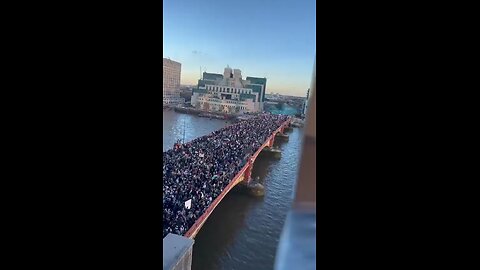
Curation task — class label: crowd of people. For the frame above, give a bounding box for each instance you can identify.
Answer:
[163,113,289,237]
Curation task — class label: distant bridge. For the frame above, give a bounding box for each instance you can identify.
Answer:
[184,118,292,238]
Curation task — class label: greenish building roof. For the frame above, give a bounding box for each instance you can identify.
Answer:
[203,72,223,81]
[240,93,256,101]
[197,79,206,87]
[245,84,263,102]
[197,73,223,89]
[246,77,266,85]
[193,87,207,94]
[246,76,267,102]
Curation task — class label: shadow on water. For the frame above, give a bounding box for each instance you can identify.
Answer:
[192,152,285,270]
[192,188,262,270]
[252,154,279,184]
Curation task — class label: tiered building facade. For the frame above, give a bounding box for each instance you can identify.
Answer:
[191,67,266,113]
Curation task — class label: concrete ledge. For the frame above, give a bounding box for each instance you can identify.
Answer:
[163,233,195,270]
[274,207,316,270]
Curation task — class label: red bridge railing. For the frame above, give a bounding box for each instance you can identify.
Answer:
[184,118,291,238]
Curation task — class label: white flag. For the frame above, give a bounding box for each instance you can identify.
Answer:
[185,199,192,209]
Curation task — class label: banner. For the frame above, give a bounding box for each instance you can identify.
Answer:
[184,199,192,209]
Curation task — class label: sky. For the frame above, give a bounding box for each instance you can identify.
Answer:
[163,0,315,97]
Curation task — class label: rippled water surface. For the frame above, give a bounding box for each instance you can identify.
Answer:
[163,110,303,270]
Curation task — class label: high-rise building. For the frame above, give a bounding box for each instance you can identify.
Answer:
[163,58,184,105]
[191,66,266,113]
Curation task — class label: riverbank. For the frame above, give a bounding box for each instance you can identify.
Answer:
[174,106,256,121]
[168,105,289,123]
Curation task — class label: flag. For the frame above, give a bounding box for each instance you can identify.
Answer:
[185,199,192,210]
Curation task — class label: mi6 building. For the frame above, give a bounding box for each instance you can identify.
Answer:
[191,66,266,113]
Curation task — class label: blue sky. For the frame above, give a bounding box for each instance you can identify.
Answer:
[163,0,315,97]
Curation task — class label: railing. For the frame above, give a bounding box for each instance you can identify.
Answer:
[184,118,291,238]
[183,158,249,238]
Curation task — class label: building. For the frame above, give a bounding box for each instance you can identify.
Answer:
[163,58,185,105]
[191,66,266,113]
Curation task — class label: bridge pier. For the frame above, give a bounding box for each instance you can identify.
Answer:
[267,135,275,148]
[276,132,289,140]
[262,136,281,158]
[262,146,282,158]
[240,157,267,196]
[243,159,253,184]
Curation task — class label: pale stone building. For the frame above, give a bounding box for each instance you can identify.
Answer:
[163,58,184,104]
[191,66,266,113]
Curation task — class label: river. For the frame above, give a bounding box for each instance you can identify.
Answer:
[265,103,300,116]
[163,110,303,270]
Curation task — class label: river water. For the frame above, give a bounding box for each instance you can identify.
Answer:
[265,104,300,116]
[163,110,303,270]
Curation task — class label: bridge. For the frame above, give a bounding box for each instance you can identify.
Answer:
[183,117,292,239]
[164,117,292,270]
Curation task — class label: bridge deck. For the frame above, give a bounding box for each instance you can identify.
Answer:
[184,119,291,238]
